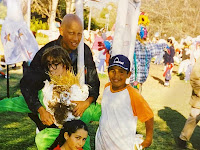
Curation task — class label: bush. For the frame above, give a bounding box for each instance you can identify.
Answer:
[35,33,49,45]
[30,17,49,45]
[30,17,48,33]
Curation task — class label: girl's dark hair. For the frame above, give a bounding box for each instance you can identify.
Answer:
[48,120,88,150]
[167,38,173,45]
[41,45,72,71]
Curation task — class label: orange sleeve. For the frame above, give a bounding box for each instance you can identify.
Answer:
[104,82,111,89]
[127,85,154,122]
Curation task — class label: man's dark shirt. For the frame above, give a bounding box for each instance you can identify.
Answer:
[20,36,100,113]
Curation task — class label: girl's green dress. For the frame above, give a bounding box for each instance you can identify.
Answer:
[0,90,101,150]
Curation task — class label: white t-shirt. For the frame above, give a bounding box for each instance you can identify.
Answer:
[95,83,153,150]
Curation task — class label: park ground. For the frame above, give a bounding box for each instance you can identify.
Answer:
[0,61,200,150]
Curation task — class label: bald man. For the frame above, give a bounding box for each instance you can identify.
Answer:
[20,14,100,130]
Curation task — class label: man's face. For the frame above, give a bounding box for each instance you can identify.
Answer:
[108,66,131,91]
[60,20,83,51]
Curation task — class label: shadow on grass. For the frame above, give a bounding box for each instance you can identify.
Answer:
[177,73,185,80]
[158,107,200,150]
[172,70,178,74]
[151,75,164,85]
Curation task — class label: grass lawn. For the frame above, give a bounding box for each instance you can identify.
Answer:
[0,63,200,150]
[0,66,104,150]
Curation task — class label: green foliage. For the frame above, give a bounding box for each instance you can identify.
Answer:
[100,7,109,19]
[98,2,117,30]
[84,7,104,30]
[35,33,49,45]
[84,7,90,29]
[30,17,49,33]
[30,17,49,45]
[57,0,67,19]
[0,2,7,20]
[83,2,117,31]
[141,0,200,41]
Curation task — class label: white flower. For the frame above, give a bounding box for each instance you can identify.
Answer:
[69,84,89,101]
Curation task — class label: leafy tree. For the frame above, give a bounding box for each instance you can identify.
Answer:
[0,2,6,20]
[98,2,117,30]
[84,7,102,30]
[141,0,200,41]
[31,0,59,30]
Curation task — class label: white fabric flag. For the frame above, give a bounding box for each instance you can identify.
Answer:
[76,0,85,86]
[1,0,38,65]
[112,0,141,65]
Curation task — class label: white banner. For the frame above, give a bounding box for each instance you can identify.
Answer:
[76,0,85,86]
[0,0,38,65]
[112,0,141,65]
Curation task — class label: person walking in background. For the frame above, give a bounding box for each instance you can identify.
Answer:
[97,40,112,74]
[163,38,175,87]
[178,42,191,77]
[101,28,107,41]
[154,39,166,65]
[97,48,106,74]
[91,30,104,68]
[184,40,200,82]
[177,57,200,149]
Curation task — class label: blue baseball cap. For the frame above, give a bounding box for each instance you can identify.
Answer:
[108,54,130,72]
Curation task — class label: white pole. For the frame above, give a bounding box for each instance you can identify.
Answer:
[128,1,141,65]
[88,6,92,32]
[111,0,129,56]
[76,0,85,86]
[112,0,141,64]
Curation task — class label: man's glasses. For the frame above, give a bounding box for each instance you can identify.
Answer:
[47,62,60,70]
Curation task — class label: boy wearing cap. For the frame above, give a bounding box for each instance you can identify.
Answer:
[95,54,154,150]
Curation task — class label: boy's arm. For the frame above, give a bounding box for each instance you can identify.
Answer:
[72,96,94,117]
[141,117,154,149]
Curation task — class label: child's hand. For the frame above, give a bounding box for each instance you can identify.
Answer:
[142,117,154,148]
[38,106,55,126]
[71,100,90,117]
[141,138,152,149]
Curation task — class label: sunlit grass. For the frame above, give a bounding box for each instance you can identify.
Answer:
[0,64,200,149]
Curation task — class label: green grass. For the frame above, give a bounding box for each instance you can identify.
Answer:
[0,112,37,150]
[0,65,23,99]
[0,68,102,150]
[0,67,200,149]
